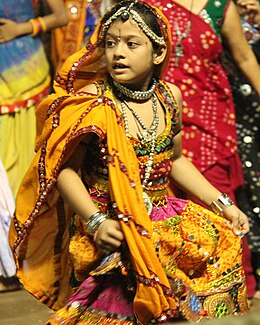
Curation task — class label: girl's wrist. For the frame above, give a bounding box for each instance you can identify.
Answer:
[209,193,234,216]
[85,211,108,235]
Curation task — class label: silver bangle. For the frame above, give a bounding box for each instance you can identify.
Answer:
[210,193,234,216]
[85,211,108,235]
[217,193,234,208]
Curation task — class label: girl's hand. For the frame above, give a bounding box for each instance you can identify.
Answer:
[94,219,124,254]
[0,18,20,43]
[223,205,250,236]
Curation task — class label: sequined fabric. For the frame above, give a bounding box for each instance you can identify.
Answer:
[9,4,249,321]
[47,82,249,324]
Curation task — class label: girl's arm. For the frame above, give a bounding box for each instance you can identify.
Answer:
[167,83,249,235]
[0,0,68,43]
[56,140,124,253]
[221,1,260,96]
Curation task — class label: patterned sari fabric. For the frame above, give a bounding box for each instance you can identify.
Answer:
[9,2,248,324]
[0,0,50,195]
[149,0,244,193]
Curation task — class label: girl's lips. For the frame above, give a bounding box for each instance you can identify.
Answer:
[113,64,129,74]
[113,63,128,69]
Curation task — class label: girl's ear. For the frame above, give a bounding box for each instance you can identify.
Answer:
[153,46,167,65]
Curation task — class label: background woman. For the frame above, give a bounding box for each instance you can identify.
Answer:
[224,0,260,299]
[0,0,68,196]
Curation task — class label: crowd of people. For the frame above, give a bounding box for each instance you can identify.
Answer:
[1,0,260,324]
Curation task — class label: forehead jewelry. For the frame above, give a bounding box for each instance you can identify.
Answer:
[100,4,166,46]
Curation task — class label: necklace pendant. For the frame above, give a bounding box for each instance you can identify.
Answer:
[175,43,183,58]
[137,130,153,144]
[143,192,153,215]
[142,130,153,143]
[174,43,184,67]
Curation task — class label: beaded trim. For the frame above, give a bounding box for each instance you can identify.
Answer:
[100,5,166,46]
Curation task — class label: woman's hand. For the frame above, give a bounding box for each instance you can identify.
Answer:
[236,0,260,19]
[0,18,20,43]
[94,219,124,254]
[223,205,250,236]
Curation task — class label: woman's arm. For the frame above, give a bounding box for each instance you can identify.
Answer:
[56,140,124,253]
[167,83,249,235]
[0,0,68,43]
[221,1,260,96]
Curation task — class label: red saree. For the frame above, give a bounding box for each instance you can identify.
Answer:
[150,0,244,192]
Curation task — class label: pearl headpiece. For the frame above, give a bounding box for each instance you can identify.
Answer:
[100,3,166,46]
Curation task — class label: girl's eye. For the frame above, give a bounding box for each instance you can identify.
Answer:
[127,41,138,48]
[106,40,115,48]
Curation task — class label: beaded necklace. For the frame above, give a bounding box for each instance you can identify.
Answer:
[113,79,157,101]
[120,94,159,215]
[122,94,159,145]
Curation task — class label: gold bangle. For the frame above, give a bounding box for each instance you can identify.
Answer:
[210,193,234,216]
[29,18,39,36]
[210,200,224,216]
[38,17,47,32]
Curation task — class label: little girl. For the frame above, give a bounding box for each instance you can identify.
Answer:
[10,1,249,324]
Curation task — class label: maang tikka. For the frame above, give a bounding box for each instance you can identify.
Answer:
[100,3,166,46]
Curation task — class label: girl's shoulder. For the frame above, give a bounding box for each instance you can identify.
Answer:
[158,80,182,109]
[164,81,182,101]
[77,80,106,95]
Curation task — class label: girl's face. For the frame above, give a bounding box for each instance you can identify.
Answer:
[105,17,163,90]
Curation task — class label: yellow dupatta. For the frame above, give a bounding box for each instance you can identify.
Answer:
[9,2,177,323]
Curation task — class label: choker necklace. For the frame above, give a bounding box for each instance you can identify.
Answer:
[113,79,157,101]
[120,94,159,215]
[174,0,194,67]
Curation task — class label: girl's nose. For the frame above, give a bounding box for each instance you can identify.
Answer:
[113,42,126,58]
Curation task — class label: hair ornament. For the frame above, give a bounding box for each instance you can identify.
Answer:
[129,9,165,46]
[100,2,166,46]
[121,10,130,22]
[121,1,134,22]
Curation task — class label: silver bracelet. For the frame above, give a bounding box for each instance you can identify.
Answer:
[85,211,108,235]
[210,193,234,216]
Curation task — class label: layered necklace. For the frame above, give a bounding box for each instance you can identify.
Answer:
[174,0,194,67]
[114,81,159,215]
[122,95,159,146]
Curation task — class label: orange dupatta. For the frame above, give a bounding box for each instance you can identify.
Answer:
[9,2,177,323]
